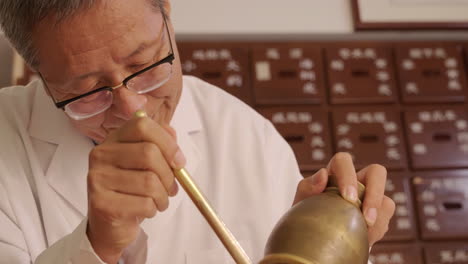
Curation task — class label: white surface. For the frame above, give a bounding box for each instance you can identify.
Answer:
[359,0,468,22]
[171,0,354,34]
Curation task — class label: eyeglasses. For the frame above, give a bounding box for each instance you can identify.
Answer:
[41,15,175,120]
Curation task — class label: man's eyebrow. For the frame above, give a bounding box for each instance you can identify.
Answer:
[124,42,152,60]
[125,32,165,61]
[74,41,156,81]
[76,71,100,81]
[74,29,165,82]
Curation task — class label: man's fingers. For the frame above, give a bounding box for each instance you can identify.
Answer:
[368,196,396,246]
[326,152,358,203]
[357,164,387,226]
[89,167,175,207]
[293,168,328,205]
[117,117,186,169]
[90,190,159,221]
[88,168,171,212]
[90,142,176,196]
[162,124,177,141]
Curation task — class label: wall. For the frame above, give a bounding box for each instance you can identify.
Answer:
[171,0,354,34]
[0,0,355,87]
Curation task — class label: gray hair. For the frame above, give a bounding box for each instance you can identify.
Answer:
[0,0,166,68]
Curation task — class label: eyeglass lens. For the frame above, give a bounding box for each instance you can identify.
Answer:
[65,60,172,120]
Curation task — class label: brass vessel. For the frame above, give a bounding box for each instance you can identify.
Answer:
[259,177,369,264]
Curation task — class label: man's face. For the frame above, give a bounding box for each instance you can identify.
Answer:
[33,0,183,143]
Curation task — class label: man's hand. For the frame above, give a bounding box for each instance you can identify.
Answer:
[86,116,186,264]
[293,152,396,246]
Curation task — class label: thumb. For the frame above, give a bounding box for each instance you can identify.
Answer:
[293,168,328,205]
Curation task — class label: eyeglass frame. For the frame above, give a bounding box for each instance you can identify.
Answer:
[39,14,175,111]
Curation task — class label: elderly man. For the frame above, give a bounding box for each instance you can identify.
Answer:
[0,0,395,263]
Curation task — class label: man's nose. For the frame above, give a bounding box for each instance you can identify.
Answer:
[111,87,148,120]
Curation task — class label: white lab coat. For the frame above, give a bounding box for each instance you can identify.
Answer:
[0,76,303,263]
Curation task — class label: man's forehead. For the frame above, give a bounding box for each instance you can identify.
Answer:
[42,35,161,90]
[55,4,162,55]
[35,0,164,83]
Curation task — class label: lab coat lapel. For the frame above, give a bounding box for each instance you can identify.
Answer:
[44,133,93,217]
[170,83,203,176]
[141,81,203,237]
[29,84,93,217]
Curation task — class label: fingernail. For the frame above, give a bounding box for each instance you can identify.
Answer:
[344,186,358,202]
[172,149,186,169]
[170,181,179,196]
[365,208,378,226]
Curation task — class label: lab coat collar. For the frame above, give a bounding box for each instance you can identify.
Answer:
[142,78,203,233]
[29,81,95,216]
[28,78,203,217]
[170,78,203,135]
[29,80,71,145]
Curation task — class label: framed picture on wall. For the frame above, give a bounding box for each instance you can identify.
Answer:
[352,0,468,30]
